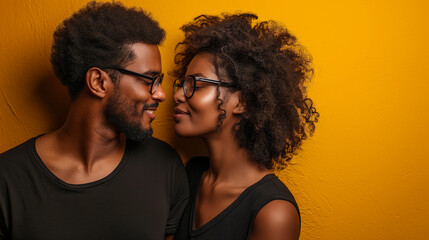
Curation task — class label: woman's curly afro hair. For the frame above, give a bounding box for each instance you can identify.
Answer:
[51,1,165,100]
[173,13,319,169]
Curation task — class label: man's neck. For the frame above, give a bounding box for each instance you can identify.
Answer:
[34,100,126,184]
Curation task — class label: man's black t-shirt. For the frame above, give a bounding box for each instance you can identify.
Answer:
[0,137,189,240]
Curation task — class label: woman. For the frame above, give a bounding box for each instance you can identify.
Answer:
[172,13,318,240]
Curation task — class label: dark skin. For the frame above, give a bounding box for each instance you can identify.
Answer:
[195,130,300,240]
[35,43,174,239]
[174,53,300,239]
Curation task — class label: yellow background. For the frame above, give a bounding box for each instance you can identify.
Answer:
[1,0,428,239]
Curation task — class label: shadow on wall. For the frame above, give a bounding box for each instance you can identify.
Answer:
[33,70,70,132]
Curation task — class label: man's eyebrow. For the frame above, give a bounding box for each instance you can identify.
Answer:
[142,70,161,76]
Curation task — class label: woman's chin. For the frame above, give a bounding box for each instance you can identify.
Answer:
[174,126,194,137]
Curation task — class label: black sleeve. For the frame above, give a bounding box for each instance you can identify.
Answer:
[0,207,5,239]
[165,157,189,235]
[0,178,8,240]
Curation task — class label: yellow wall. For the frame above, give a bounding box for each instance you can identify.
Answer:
[1,0,428,239]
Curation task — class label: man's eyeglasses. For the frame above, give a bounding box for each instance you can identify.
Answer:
[173,75,236,98]
[105,67,164,94]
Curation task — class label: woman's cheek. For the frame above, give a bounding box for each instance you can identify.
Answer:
[189,87,219,113]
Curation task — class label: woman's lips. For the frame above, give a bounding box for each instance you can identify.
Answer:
[173,108,189,121]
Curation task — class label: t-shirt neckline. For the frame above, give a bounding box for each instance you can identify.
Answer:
[189,170,276,236]
[28,136,130,190]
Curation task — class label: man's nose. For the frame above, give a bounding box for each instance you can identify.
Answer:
[152,84,166,102]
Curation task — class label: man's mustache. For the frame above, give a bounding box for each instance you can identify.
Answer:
[143,102,159,110]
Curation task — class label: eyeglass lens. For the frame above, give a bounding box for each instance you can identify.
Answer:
[184,76,196,98]
[173,77,193,98]
[150,75,163,94]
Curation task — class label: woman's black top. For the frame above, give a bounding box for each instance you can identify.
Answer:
[175,156,300,240]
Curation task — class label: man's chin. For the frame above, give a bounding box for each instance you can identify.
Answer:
[123,126,153,141]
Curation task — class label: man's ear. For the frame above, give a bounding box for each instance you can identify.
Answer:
[85,67,110,98]
[231,91,246,115]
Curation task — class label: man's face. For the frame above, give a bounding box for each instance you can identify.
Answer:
[104,43,166,141]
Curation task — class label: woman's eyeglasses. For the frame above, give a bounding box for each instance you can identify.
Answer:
[173,75,236,98]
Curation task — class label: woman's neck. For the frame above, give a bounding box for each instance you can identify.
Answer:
[203,130,271,185]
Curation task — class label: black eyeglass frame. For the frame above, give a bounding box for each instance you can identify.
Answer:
[173,75,237,98]
[104,67,164,94]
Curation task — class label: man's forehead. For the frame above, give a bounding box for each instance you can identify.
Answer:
[127,43,162,73]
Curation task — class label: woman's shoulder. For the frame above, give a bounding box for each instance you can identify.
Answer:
[251,199,301,239]
[249,174,301,239]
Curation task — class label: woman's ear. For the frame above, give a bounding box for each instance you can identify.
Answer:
[231,91,246,115]
[85,67,110,98]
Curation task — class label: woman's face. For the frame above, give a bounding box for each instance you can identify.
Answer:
[173,52,229,137]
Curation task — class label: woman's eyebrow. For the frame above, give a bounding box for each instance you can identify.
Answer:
[189,73,205,77]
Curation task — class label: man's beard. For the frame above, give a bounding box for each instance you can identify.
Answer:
[104,89,154,141]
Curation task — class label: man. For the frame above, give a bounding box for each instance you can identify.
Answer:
[0,2,188,239]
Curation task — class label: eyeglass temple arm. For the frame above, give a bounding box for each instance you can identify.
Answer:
[198,78,236,87]
[105,67,158,81]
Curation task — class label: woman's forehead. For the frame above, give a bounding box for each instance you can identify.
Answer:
[186,53,218,79]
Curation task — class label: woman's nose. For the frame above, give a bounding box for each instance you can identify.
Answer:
[173,84,186,103]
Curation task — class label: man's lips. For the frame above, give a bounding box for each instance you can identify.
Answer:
[143,109,156,120]
[143,103,159,111]
[144,107,157,112]
[143,103,159,119]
